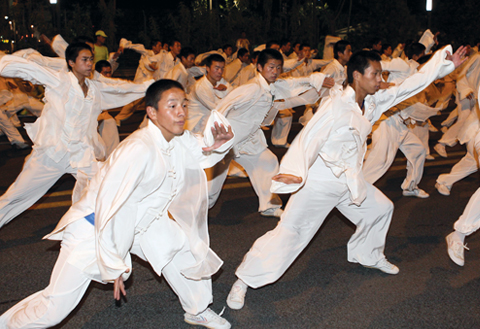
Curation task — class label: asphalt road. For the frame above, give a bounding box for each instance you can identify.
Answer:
[0,109,479,329]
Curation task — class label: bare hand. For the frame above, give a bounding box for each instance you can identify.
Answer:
[202,121,233,152]
[446,46,468,69]
[40,34,52,46]
[322,77,335,89]
[214,84,227,91]
[113,268,129,301]
[272,173,302,185]
[379,81,394,89]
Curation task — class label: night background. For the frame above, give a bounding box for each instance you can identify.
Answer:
[1,0,478,58]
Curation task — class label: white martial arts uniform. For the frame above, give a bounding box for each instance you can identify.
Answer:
[437,105,480,190]
[234,47,456,288]
[438,54,480,147]
[209,72,327,212]
[186,76,233,134]
[224,58,247,84]
[231,63,256,88]
[0,118,232,328]
[0,55,152,229]
[165,62,197,94]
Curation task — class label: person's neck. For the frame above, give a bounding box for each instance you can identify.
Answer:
[95,41,102,46]
[72,71,86,86]
[170,51,176,59]
[206,75,217,86]
[351,84,366,113]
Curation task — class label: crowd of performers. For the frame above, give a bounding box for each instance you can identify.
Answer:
[0,27,478,328]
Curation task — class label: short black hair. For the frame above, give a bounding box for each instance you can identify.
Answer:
[95,60,111,73]
[405,42,426,59]
[237,48,249,58]
[222,44,233,51]
[145,79,184,111]
[370,37,382,47]
[416,54,432,65]
[280,39,291,47]
[65,42,93,71]
[257,49,284,68]
[179,47,195,60]
[205,54,225,68]
[347,50,381,84]
[266,40,280,49]
[334,40,350,60]
[299,43,311,51]
[151,39,162,48]
[168,39,181,47]
[382,43,392,52]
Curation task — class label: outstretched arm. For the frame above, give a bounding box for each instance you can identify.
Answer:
[202,121,233,152]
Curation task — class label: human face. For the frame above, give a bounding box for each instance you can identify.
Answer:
[206,61,225,84]
[373,41,382,51]
[293,43,301,54]
[170,41,182,56]
[100,66,112,77]
[224,47,233,57]
[182,54,195,69]
[257,58,282,84]
[152,41,162,54]
[269,43,280,51]
[147,88,187,142]
[239,52,250,63]
[355,60,382,95]
[302,46,311,59]
[281,42,291,53]
[338,45,352,65]
[97,35,106,45]
[384,46,393,56]
[69,49,94,78]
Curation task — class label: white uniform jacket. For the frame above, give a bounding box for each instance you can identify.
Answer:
[322,58,346,85]
[0,55,152,167]
[271,46,456,205]
[216,73,327,156]
[186,76,233,133]
[45,117,233,283]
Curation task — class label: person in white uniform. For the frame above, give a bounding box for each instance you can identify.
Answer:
[445,111,480,266]
[186,54,233,134]
[224,48,250,84]
[209,49,334,217]
[0,79,234,329]
[165,46,197,93]
[225,46,467,310]
[0,43,153,230]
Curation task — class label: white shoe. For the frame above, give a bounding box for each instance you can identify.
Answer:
[227,281,248,310]
[184,308,231,329]
[402,188,429,198]
[364,257,399,275]
[435,182,450,196]
[434,143,447,158]
[446,232,469,266]
[425,154,435,161]
[260,207,283,217]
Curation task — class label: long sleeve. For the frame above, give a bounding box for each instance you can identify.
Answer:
[94,140,153,282]
[95,78,153,110]
[0,55,62,89]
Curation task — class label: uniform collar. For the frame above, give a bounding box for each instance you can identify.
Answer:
[146,119,176,155]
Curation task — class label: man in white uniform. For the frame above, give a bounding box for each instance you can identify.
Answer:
[186,54,233,134]
[0,43,153,229]
[165,46,197,93]
[0,79,234,329]
[224,48,250,84]
[209,49,334,217]
[225,46,466,310]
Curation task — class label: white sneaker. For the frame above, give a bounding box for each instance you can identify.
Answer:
[434,143,447,158]
[435,182,451,196]
[260,208,283,217]
[184,308,231,329]
[425,154,435,161]
[364,257,399,275]
[402,188,429,198]
[227,281,248,310]
[446,232,469,266]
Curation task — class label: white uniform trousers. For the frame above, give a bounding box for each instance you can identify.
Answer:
[363,118,426,190]
[0,107,27,145]
[0,149,94,229]
[439,98,475,146]
[0,219,212,328]
[271,112,293,147]
[453,186,480,235]
[436,138,478,189]
[235,157,394,289]
[410,124,431,156]
[98,113,120,158]
[207,148,282,212]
